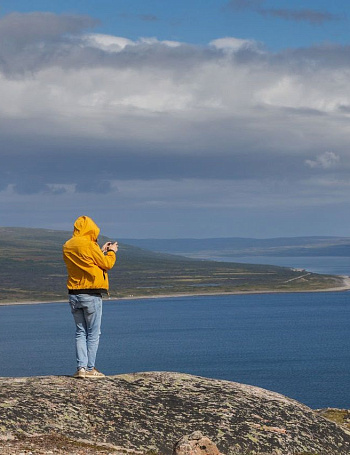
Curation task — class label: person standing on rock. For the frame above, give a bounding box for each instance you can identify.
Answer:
[63,215,118,379]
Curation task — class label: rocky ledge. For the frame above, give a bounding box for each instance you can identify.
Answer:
[0,372,349,455]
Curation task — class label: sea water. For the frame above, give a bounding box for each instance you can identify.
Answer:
[0,292,349,409]
[202,256,350,276]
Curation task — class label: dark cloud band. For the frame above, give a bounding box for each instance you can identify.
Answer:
[226,0,341,24]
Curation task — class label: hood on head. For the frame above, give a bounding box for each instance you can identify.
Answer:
[73,216,100,241]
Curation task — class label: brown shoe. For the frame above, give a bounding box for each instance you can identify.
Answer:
[73,368,86,379]
[85,368,105,379]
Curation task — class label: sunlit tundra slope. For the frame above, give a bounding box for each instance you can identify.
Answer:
[0,227,345,303]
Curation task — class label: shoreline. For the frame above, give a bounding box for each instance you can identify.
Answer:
[1,276,350,306]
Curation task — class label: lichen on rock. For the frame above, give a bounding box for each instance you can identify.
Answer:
[0,372,349,455]
[173,431,221,455]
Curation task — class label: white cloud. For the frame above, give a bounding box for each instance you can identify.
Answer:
[1,29,350,142]
[210,37,261,52]
[82,33,182,53]
[82,34,134,52]
[2,35,350,157]
[305,152,340,169]
[2,12,350,229]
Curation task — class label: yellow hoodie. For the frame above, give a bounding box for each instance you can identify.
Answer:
[63,216,116,294]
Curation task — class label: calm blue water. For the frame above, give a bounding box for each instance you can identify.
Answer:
[0,292,349,409]
[204,256,350,276]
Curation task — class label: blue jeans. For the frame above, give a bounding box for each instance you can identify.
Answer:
[69,294,103,371]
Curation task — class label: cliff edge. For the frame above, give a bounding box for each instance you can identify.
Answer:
[0,372,349,455]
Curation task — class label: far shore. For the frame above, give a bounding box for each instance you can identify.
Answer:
[1,276,350,306]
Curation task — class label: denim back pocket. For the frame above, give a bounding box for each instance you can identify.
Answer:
[80,295,97,315]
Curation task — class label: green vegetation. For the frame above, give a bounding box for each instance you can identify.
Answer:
[0,227,345,303]
[317,409,350,430]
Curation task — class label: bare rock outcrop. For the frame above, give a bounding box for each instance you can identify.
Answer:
[0,372,349,455]
[173,431,221,455]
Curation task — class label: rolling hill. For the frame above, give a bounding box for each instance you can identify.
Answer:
[118,236,350,258]
[0,228,345,303]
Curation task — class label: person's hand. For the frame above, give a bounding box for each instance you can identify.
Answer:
[101,242,111,253]
[107,241,118,253]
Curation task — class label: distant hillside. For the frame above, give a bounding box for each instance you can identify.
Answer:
[0,228,345,303]
[119,236,350,258]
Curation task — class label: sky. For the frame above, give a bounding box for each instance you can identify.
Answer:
[1,1,350,238]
